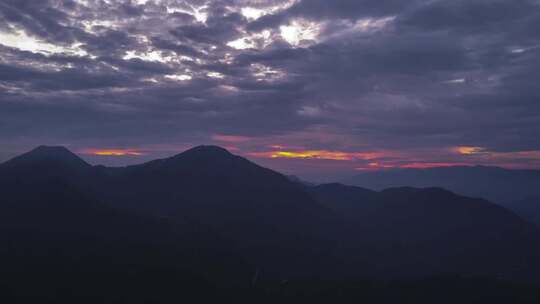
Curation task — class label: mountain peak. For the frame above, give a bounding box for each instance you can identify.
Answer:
[184,145,233,156]
[3,145,90,168]
[168,145,236,162]
[33,145,74,155]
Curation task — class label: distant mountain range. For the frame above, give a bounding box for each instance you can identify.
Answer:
[342,166,540,226]
[308,183,540,278]
[2,146,540,302]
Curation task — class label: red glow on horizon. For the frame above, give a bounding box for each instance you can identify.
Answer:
[269,145,286,149]
[76,144,540,171]
[398,162,472,169]
[355,162,471,171]
[223,145,240,152]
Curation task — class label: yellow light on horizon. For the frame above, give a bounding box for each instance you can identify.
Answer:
[250,150,386,161]
[82,149,144,156]
[455,146,485,155]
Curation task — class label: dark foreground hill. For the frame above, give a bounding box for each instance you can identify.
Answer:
[1,146,540,302]
[89,145,344,277]
[0,146,344,278]
[0,171,251,303]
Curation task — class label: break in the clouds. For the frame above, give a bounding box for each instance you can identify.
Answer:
[1,0,540,180]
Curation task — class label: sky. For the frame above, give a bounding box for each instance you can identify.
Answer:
[1,0,540,181]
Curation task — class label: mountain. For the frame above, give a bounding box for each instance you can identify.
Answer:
[308,183,540,280]
[341,166,540,228]
[306,183,378,217]
[0,146,92,188]
[287,175,316,187]
[2,146,540,285]
[88,145,344,278]
[1,145,344,278]
[0,169,250,303]
[2,145,91,169]
[501,197,540,227]
[342,166,540,202]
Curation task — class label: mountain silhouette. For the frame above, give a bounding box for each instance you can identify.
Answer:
[342,166,540,203]
[0,145,343,278]
[1,145,540,286]
[341,166,540,228]
[88,145,343,278]
[0,146,92,187]
[0,169,249,302]
[501,196,540,227]
[3,145,90,169]
[308,183,540,280]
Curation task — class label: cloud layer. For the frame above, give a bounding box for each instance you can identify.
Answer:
[1,0,540,180]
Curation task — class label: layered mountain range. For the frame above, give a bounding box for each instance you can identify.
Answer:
[342,166,540,227]
[2,146,540,302]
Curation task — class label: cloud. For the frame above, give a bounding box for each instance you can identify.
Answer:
[400,0,539,31]
[1,0,539,178]
[212,134,252,143]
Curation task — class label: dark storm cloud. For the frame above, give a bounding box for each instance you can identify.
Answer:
[0,0,85,44]
[1,0,540,173]
[247,0,423,31]
[400,0,537,31]
[81,30,140,56]
[151,37,203,57]
[0,63,130,91]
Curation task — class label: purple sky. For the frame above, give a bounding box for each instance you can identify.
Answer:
[1,0,540,181]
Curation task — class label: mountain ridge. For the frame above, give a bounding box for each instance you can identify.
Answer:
[2,145,91,169]
[2,145,540,281]
[343,166,540,199]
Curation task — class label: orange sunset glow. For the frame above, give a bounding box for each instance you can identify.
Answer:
[249,150,388,161]
[81,149,145,156]
[454,146,485,155]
